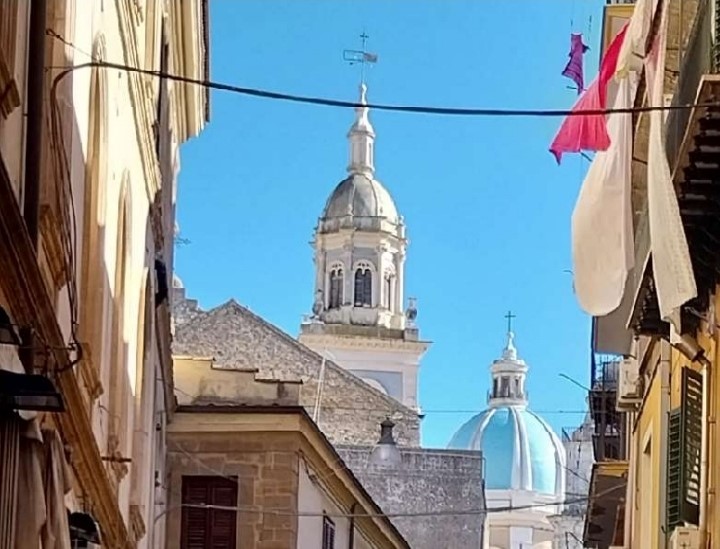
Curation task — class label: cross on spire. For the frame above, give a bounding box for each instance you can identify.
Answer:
[505,310,516,333]
[343,31,378,86]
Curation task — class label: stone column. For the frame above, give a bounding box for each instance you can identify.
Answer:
[396,248,405,315]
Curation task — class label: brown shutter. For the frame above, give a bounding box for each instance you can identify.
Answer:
[180,476,238,549]
[0,413,20,549]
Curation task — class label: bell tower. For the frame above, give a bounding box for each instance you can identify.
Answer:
[298,50,428,410]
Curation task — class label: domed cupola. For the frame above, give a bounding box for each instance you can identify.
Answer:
[318,84,403,237]
[447,329,566,498]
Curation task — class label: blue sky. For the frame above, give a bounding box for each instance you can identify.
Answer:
[176,0,605,448]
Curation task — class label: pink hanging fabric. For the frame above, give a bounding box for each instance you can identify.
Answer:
[562,33,589,93]
[549,24,629,164]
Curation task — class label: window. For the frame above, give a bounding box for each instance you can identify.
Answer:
[181,476,238,549]
[322,515,335,549]
[666,367,702,532]
[328,265,344,309]
[499,377,510,397]
[354,262,373,307]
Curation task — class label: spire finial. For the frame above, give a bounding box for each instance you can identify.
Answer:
[344,31,378,87]
[502,311,518,360]
[344,33,377,177]
[504,310,516,334]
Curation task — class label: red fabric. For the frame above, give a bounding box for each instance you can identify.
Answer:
[550,24,629,164]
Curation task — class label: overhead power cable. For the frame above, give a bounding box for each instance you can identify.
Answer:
[48,30,720,119]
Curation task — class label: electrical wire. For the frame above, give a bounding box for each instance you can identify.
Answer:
[47,29,720,119]
[165,442,610,519]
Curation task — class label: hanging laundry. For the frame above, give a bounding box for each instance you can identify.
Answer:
[562,33,589,93]
[549,24,628,164]
[644,0,696,330]
[572,74,635,316]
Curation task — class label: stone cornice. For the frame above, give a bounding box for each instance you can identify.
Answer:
[115,0,161,201]
[0,160,131,547]
[299,332,430,354]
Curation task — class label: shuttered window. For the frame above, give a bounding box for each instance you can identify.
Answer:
[666,367,702,531]
[180,476,238,549]
[322,515,335,549]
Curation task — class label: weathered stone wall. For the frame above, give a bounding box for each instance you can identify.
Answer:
[337,445,486,549]
[171,294,420,447]
[166,429,301,548]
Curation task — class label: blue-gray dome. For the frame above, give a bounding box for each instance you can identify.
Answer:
[448,406,565,496]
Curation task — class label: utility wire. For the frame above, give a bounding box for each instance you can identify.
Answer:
[48,30,720,119]
[166,443,609,519]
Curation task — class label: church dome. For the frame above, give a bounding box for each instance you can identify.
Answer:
[448,406,565,495]
[322,174,398,221]
[447,330,565,496]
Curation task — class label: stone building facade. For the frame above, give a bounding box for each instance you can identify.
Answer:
[0,1,208,546]
[166,362,410,548]
[338,446,488,549]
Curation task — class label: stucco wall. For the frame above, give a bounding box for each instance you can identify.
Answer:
[337,445,486,549]
[297,464,351,549]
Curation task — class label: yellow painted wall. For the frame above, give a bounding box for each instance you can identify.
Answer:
[630,353,664,549]
[708,289,720,548]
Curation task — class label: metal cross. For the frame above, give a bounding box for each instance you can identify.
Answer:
[343,31,378,85]
[505,310,516,333]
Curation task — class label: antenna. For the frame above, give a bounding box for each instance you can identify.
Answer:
[343,31,378,85]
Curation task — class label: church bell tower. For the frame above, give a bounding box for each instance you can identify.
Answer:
[298,82,429,411]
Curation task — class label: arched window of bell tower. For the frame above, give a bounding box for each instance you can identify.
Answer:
[328,262,344,309]
[354,261,373,307]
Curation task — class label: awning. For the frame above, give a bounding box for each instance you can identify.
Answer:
[583,461,628,548]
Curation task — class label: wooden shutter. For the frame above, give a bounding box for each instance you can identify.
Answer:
[322,516,335,549]
[666,368,702,531]
[180,476,238,549]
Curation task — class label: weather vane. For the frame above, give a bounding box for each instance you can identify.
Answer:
[343,31,378,85]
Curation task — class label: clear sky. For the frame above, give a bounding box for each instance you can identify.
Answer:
[176,0,606,448]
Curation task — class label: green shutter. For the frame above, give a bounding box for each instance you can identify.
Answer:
[666,408,682,530]
[666,368,703,532]
[680,368,702,525]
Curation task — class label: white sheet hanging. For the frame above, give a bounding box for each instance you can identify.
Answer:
[571,76,635,316]
[645,1,697,329]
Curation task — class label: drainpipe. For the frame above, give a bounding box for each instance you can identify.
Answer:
[23,0,48,249]
[348,503,356,549]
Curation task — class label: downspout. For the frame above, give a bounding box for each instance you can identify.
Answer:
[23,0,47,249]
[348,503,356,549]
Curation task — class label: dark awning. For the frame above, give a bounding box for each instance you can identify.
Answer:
[583,461,628,548]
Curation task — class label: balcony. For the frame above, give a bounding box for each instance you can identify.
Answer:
[621,0,720,340]
[584,461,629,549]
[588,357,626,462]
